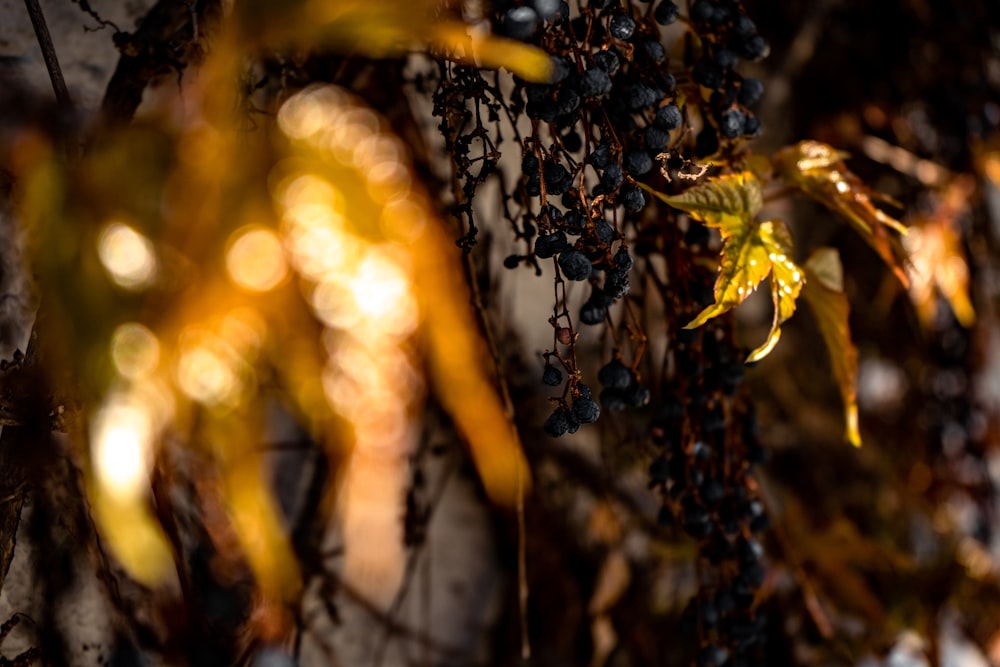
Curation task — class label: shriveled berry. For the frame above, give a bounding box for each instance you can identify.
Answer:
[556,327,573,345]
[543,162,572,195]
[654,0,679,24]
[572,397,601,424]
[579,67,612,97]
[534,231,569,259]
[645,125,670,152]
[719,108,746,138]
[542,364,563,386]
[654,104,682,130]
[614,248,634,271]
[594,49,620,75]
[609,13,635,40]
[543,409,571,437]
[558,249,592,280]
[590,143,612,169]
[626,83,661,110]
[594,219,615,244]
[621,186,646,212]
[601,164,624,189]
[598,359,632,389]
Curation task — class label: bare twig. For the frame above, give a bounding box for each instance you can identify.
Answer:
[22,0,73,111]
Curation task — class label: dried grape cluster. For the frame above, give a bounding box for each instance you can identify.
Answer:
[432,1,774,661]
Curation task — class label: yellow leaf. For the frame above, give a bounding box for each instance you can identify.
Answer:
[803,248,861,447]
[774,141,910,288]
[653,173,803,361]
[654,171,762,235]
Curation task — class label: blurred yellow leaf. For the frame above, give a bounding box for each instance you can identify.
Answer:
[653,173,804,362]
[234,0,552,82]
[802,248,861,447]
[903,177,976,330]
[774,140,910,287]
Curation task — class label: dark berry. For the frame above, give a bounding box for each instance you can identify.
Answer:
[713,48,739,70]
[542,364,563,386]
[549,56,573,83]
[577,383,592,399]
[740,34,770,60]
[503,254,520,269]
[613,248,633,271]
[738,78,764,107]
[558,249,592,280]
[624,150,653,175]
[503,6,539,40]
[609,13,635,40]
[733,15,756,36]
[543,409,571,437]
[654,104,682,130]
[594,219,615,244]
[580,300,607,325]
[594,49,620,75]
[654,0,679,24]
[533,0,563,20]
[579,67,613,97]
[692,60,725,89]
[645,125,670,152]
[626,83,661,110]
[572,397,601,423]
[719,108,746,138]
[643,40,666,63]
[701,478,725,505]
[590,143,612,169]
[590,285,614,307]
[589,0,612,8]
[691,440,711,461]
[543,162,572,195]
[554,87,580,116]
[743,114,761,136]
[621,186,646,212]
[689,1,715,23]
[598,359,632,389]
[521,152,539,176]
[601,163,624,189]
[534,230,569,258]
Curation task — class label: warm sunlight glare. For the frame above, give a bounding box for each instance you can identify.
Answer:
[225,226,288,292]
[98,221,158,290]
[111,322,161,380]
[176,332,242,407]
[91,395,154,500]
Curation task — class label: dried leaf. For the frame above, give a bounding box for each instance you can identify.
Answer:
[803,248,861,447]
[774,141,910,287]
[654,173,803,362]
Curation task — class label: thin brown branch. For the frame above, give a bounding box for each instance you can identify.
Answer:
[22,0,72,111]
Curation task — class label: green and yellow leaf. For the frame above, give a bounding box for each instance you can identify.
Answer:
[653,172,803,362]
[773,141,910,287]
[802,247,861,447]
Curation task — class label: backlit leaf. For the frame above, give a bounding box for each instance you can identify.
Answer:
[903,177,976,330]
[774,141,910,287]
[653,172,802,362]
[652,171,762,234]
[803,248,861,447]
